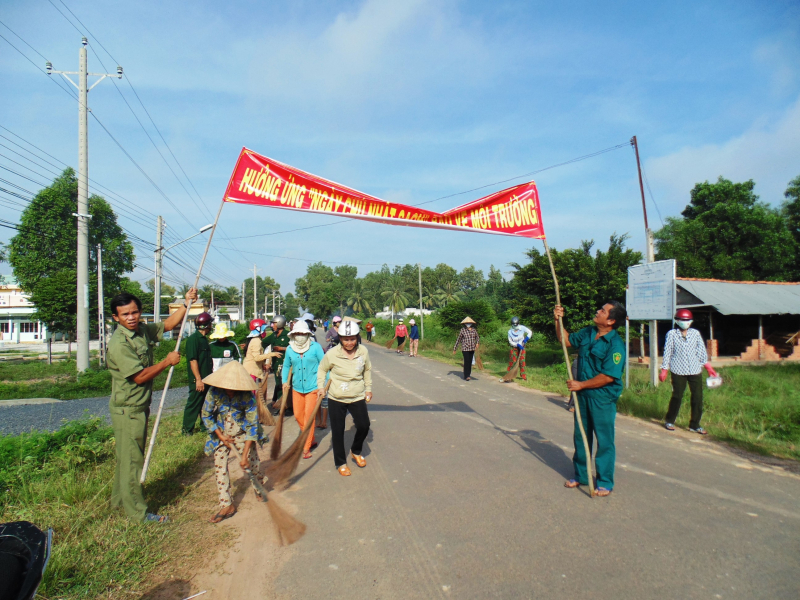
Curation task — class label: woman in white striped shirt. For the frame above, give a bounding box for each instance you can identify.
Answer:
[660,309,718,434]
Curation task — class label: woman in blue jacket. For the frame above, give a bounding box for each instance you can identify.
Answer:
[282,320,325,459]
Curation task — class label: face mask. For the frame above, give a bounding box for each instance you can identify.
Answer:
[677,320,692,330]
[513,325,519,330]
[293,333,310,344]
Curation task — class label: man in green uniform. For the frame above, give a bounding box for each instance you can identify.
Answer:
[106,288,197,522]
[183,311,213,434]
[261,315,290,415]
[554,301,626,497]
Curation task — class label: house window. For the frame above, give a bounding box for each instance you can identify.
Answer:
[20,322,39,333]
[0,322,8,333]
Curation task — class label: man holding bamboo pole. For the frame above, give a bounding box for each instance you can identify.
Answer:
[554,302,626,497]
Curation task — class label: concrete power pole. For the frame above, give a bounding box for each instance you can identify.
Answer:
[47,38,122,372]
[97,244,105,367]
[253,264,258,319]
[154,216,164,323]
[418,263,424,339]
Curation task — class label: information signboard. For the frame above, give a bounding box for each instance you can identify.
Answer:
[627,259,676,320]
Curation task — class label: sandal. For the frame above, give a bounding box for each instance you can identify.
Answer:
[689,427,708,435]
[209,508,236,523]
[595,487,612,497]
[338,465,352,476]
[351,453,367,468]
[303,451,313,459]
[665,423,675,431]
[145,512,169,523]
[564,479,581,488]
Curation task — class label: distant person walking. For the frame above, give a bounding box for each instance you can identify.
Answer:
[317,319,372,477]
[395,319,408,354]
[408,319,420,357]
[507,317,532,381]
[555,302,626,497]
[283,320,325,459]
[326,316,342,351]
[323,319,329,332]
[452,317,479,380]
[365,321,374,342]
[660,309,718,434]
[183,311,214,434]
[106,287,197,523]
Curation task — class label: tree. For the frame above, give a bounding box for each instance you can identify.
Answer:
[282,292,300,320]
[437,300,496,331]
[782,175,800,281]
[242,274,279,318]
[458,265,485,296]
[381,276,410,320]
[347,279,372,315]
[8,168,135,334]
[435,280,465,306]
[654,177,794,281]
[147,278,176,297]
[511,235,642,334]
[295,262,338,317]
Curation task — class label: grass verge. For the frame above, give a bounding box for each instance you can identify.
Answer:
[370,317,800,462]
[0,414,223,599]
[0,340,189,401]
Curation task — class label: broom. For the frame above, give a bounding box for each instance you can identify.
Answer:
[475,347,484,370]
[230,446,306,545]
[265,381,331,487]
[384,336,396,349]
[502,351,522,382]
[269,367,292,461]
[255,370,275,427]
[543,238,595,497]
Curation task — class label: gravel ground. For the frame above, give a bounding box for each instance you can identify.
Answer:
[0,386,190,435]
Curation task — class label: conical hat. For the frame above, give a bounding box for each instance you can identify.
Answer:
[209,322,235,339]
[202,360,257,391]
[461,316,476,324]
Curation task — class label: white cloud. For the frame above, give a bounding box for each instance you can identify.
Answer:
[645,96,800,210]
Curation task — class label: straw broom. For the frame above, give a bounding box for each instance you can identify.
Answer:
[230,446,305,545]
[269,367,292,461]
[384,336,396,349]
[265,381,331,487]
[475,347,484,370]
[502,352,522,382]
[255,370,275,427]
[543,238,595,497]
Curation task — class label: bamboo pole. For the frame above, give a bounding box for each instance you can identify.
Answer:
[140,198,226,484]
[542,238,595,497]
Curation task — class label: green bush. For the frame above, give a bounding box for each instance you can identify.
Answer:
[437,300,496,331]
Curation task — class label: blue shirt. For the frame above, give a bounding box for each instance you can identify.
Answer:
[568,326,625,404]
[282,341,325,393]
[201,387,265,455]
[409,325,420,340]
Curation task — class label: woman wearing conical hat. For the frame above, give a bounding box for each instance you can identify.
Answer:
[209,322,242,372]
[201,361,268,523]
[452,317,479,381]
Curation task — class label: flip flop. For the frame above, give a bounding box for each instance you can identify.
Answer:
[303,452,313,459]
[145,513,169,523]
[338,465,352,476]
[210,509,236,523]
[689,427,708,435]
[351,453,367,468]
[665,423,675,431]
[595,487,612,497]
[564,479,581,488]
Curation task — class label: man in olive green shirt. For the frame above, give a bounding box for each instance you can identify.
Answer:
[183,311,213,434]
[106,288,197,522]
[261,315,291,415]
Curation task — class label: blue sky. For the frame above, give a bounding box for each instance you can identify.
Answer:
[1,0,799,295]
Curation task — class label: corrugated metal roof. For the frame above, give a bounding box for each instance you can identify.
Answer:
[676,279,800,315]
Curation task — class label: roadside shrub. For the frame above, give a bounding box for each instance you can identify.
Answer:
[437,300,496,331]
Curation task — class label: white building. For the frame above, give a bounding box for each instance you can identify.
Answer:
[374,306,433,320]
[0,278,49,343]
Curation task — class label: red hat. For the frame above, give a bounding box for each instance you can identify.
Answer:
[675,309,693,321]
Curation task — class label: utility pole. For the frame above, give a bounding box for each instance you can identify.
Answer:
[272,290,276,318]
[97,244,105,367]
[154,216,164,323]
[252,264,258,319]
[632,136,659,387]
[240,281,245,325]
[47,38,122,372]
[417,263,424,339]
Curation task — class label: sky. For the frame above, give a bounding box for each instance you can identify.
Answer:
[1,0,799,297]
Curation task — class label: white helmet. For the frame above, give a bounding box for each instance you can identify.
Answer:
[338,320,360,337]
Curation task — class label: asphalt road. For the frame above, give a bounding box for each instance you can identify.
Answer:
[255,338,800,599]
[0,386,189,435]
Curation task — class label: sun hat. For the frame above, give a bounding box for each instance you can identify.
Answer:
[399,318,404,323]
[332,316,342,323]
[343,315,362,323]
[209,322,235,339]
[202,360,258,391]
[338,320,360,337]
[289,320,312,336]
[409,319,416,325]
[461,316,476,324]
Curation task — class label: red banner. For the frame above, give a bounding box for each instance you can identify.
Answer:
[223,148,545,239]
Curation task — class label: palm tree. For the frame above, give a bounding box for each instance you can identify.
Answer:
[381,277,410,325]
[435,281,465,307]
[347,280,372,315]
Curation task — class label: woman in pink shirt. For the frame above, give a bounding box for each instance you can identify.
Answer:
[395,319,408,354]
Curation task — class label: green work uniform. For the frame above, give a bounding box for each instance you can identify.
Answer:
[106,321,165,521]
[209,339,241,371]
[183,330,212,434]
[568,326,626,491]
[262,329,291,406]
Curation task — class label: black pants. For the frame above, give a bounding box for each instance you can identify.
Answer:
[272,373,293,415]
[462,350,474,379]
[329,398,370,467]
[665,372,703,429]
[182,385,208,433]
